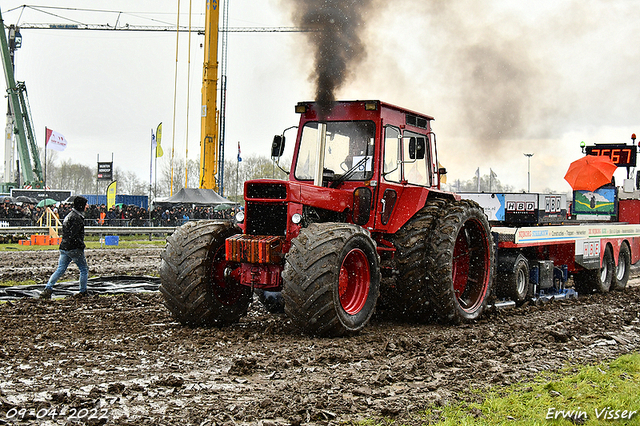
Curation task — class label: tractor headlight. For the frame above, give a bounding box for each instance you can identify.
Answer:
[235,211,245,223]
[291,213,302,224]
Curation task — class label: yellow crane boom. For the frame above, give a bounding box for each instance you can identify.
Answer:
[199,0,219,190]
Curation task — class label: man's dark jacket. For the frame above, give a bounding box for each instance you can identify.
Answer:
[60,208,85,250]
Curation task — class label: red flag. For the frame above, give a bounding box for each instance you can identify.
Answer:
[45,128,67,152]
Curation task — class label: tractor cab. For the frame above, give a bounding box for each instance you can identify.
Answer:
[268,100,449,236]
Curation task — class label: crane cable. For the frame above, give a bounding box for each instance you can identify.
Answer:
[184,0,193,189]
[169,0,180,196]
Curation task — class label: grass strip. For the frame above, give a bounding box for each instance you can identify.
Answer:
[421,353,640,425]
[0,239,166,251]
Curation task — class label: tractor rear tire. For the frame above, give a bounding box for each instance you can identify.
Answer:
[159,220,251,326]
[386,198,447,320]
[612,243,631,291]
[281,223,381,337]
[426,199,495,324]
[574,245,614,294]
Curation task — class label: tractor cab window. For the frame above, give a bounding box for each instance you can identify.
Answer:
[295,121,375,182]
[403,131,430,186]
[383,128,431,186]
[383,126,401,182]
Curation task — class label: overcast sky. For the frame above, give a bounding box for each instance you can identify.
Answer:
[2,0,640,195]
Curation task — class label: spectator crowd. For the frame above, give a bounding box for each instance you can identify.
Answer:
[0,200,238,227]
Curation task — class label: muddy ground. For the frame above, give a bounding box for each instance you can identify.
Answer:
[0,248,162,285]
[0,248,639,425]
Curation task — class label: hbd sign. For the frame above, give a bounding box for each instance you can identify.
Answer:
[507,201,536,212]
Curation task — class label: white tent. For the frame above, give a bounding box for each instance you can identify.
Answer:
[158,188,234,206]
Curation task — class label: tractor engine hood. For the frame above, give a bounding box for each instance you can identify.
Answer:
[245,179,352,214]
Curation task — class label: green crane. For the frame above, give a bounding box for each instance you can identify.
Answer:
[1,6,44,191]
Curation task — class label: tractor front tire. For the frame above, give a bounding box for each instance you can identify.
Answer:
[282,223,381,337]
[159,220,251,326]
[426,200,495,324]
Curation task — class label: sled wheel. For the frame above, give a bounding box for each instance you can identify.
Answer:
[575,244,614,294]
[496,254,532,304]
[385,198,447,320]
[612,243,631,291]
[282,223,380,336]
[426,200,494,323]
[159,221,251,326]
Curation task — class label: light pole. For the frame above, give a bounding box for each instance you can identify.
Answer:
[524,153,534,192]
[236,142,240,203]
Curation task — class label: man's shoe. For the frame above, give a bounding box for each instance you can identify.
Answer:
[70,291,88,299]
[40,288,53,300]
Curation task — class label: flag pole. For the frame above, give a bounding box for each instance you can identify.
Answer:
[236,141,241,203]
[155,123,162,203]
[149,129,153,225]
[96,154,99,206]
[44,126,47,189]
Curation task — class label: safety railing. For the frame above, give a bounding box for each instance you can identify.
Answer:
[0,225,178,236]
[0,218,235,236]
[0,218,33,227]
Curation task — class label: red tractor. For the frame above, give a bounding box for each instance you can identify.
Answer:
[160,100,494,336]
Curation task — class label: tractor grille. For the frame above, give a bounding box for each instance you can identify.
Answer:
[246,182,287,199]
[246,202,288,236]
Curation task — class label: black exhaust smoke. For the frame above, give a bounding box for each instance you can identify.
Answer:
[287,0,372,118]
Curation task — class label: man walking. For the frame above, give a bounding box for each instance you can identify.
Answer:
[40,196,89,299]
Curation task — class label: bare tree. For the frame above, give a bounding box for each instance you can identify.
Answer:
[223,155,289,203]
[49,159,94,193]
[37,152,290,202]
[158,156,200,197]
[40,148,59,188]
[448,173,516,193]
[113,168,147,195]
[39,155,148,197]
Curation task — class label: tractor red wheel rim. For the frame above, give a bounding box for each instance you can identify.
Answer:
[210,244,243,306]
[338,248,370,315]
[452,218,490,313]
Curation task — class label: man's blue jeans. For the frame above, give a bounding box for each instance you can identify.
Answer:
[45,248,88,293]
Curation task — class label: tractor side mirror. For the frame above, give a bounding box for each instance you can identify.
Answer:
[408,137,426,160]
[271,135,285,158]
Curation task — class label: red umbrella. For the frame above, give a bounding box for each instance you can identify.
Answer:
[564,155,617,192]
